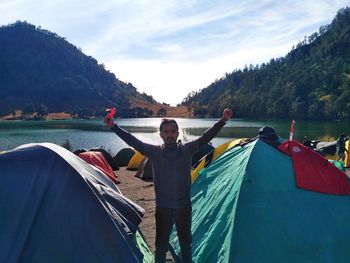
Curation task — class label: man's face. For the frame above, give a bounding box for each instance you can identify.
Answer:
[160,122,179,145]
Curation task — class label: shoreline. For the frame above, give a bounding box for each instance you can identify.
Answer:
[0,104,192,120]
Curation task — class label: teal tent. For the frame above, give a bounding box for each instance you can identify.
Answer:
[0,143,153,263]
[170,139,350,262]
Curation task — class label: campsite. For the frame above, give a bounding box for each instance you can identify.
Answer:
[101,135,350,262]
[1,131,350,262]
[1,2,350,262]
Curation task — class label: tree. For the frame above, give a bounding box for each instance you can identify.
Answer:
[179,7,350,120]
[157,108,167,117]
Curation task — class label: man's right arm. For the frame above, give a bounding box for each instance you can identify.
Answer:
[105,116,156,156]
[186,108,233,153]
[110,124,147,154]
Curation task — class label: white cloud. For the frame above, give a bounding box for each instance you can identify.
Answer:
[0,0,349,105]
[105,41,293,106]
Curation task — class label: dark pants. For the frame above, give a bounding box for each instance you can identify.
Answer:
[155,203,192,263]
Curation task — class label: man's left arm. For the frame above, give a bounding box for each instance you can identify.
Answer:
[188,109,233,152]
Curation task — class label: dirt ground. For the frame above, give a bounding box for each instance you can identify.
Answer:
[116,167,156,249]
[116,167,174,261]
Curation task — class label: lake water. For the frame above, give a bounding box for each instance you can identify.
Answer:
[0,118,349,155]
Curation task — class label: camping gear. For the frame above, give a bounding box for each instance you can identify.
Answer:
[315,139,350,164]
[135,157,153,181]
[345,140,350,167]
[170,138,350,262]
[78,150,120,184]
[192,143,214,168]
[115,147,136,167]
[329,159,346,172]
[0,143,153,263]
[74,148,119,171]
[90,148,119,170]
[315,140,337,159]
[191,138,245,183]
[127,150,145,170]
[278,140,350,194]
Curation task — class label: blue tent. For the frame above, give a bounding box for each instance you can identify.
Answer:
[0,143,153,262]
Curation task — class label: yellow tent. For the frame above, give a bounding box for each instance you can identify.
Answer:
[345,140,350,168]
[127,150,145,170]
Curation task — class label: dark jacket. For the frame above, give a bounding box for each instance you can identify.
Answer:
[112,119,226,208]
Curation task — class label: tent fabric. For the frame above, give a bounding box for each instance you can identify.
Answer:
[115,147,136,167]
[170,139,350,262]
[74,148,119,171]
[127,151,145,170]
[278,140,350,195]
[90,148,119,171]
[191,138,245,183]
[0,143,152,263]
[135,229,154,262]
[329,160,346,172]
[135,157,153,181]
[345,140,350,167]
[315,141,337,160]
[192,143,214,168]
[78,151,120,184]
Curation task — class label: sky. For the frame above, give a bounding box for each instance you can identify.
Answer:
[0,0,349,105]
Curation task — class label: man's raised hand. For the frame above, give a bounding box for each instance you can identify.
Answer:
[222,108,233,121]
[104,116,115,128]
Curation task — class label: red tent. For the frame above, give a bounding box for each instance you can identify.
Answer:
[79,151,120,184]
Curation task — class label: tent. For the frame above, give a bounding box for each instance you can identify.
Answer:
[78,150,120,184]
[345,140,350,167]
[135,157,153,181]
[191,138,245,182]
[329,159,346,172]
[73,148,119,171]
[0,143,153,263]
[170,138,350,262]
[74,148,119,171]
[115,147,136,167]
[90,148,119,171]
[315,139,350,165]
[127,150,145,170]
[192,143,214,168]
[315,140,337,159]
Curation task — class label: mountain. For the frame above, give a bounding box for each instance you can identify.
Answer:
[181,7,350,120]
[0,21,188,119]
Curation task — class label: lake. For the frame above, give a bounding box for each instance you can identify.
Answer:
[0,118,349,155]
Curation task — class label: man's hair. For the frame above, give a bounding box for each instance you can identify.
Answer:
[159,118,179,132]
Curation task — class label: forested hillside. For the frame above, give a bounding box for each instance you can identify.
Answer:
[0,21,157,118]
[181,7,350,120]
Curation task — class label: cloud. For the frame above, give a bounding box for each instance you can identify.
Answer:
[105,41,293,106]
[0,0,349,105]
[85,0,348,64]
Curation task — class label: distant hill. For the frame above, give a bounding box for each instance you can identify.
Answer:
[181,7,350,120]
[0,21,188,119]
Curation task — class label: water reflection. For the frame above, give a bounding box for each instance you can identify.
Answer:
[1,118,349,153]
